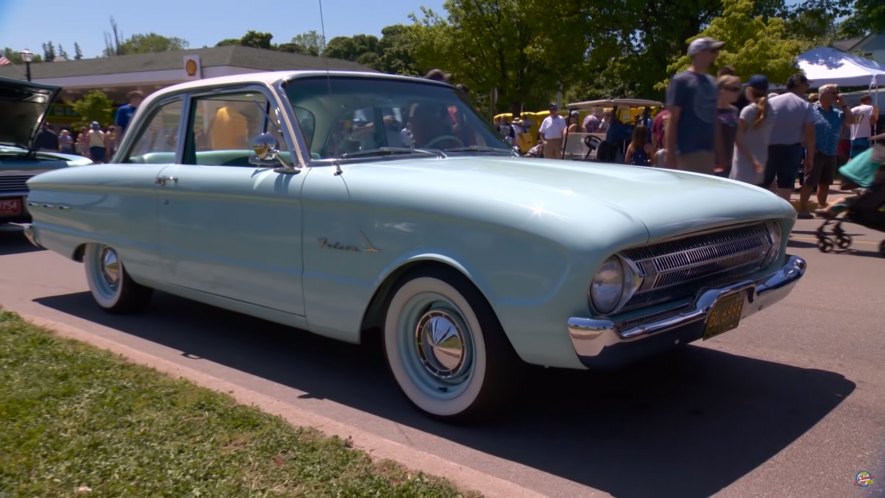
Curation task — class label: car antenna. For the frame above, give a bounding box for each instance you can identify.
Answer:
[318,0,332,95]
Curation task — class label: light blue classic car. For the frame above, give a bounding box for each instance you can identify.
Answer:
[25,71,806,421]
[1,77,92,229]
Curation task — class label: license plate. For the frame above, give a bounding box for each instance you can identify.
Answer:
[703,292,745,340]
[0,198,22,218]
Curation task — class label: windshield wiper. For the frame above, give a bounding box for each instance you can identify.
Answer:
[442,145,516,156]
[340,147,443,159]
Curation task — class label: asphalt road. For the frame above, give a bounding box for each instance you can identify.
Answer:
[1,218,883,498]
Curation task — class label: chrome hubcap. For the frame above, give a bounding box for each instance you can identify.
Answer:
[100,247,120,289]
[414,310,466,381]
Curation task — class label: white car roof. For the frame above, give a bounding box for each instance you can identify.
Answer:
[567,98,663,109]
[152,70,439,95]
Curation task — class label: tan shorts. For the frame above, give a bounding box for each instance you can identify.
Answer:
[543,138,562,159]
[677,150,715,174]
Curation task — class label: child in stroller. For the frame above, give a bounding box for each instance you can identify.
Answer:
[815,140,885,256]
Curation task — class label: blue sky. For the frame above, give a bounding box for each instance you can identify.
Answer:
[0,0,446,58]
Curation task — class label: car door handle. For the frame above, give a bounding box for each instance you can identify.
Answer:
[154,175,178,186]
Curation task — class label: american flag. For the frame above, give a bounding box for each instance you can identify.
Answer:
[0,56,11,66]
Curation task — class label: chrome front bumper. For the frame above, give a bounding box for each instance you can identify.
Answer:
[22,223,41,248]
[567,255,806,367]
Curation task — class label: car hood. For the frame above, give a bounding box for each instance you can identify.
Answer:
[0,145,92,168]
[0,77,61,150]
[344,156,796,245]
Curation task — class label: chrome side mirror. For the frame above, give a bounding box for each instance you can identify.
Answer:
[249,133,280,165]
[249,132,298,174]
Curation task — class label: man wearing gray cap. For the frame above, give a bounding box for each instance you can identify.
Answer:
[665,37,724,173]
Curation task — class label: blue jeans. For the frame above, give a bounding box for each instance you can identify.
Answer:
[850,138,870,158]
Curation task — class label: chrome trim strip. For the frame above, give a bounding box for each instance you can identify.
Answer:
[567,255,806,359]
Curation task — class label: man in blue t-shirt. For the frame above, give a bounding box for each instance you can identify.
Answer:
[665,37,724,174]
[115,90,145,137]
[797,83,852,218]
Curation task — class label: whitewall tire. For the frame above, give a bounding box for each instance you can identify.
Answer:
[383,268,519,422]
[84,243,152,313]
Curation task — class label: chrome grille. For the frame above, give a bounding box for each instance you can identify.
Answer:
[0,175,31,193]
[621,223,772,311]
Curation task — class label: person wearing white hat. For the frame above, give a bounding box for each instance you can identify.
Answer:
[539,103,567,159]
[664,36,724,173]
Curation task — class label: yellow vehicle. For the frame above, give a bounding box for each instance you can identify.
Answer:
[493,112,547,154]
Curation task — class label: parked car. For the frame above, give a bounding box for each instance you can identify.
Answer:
[25,71,807,421]
[0,77,92,230]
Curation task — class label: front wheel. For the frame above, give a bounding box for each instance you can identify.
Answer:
[84,243,153,313]
[383,268,520,422]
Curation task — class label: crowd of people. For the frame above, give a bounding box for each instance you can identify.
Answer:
[32,90,144,164]
[665,37,878,218]
[495,36,880,220]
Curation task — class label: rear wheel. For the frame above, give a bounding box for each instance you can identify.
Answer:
[817,239,834,253]
[84,243,153,313]
[383,268,520,422]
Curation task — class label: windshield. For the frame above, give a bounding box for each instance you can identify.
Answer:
[284,76,512,160]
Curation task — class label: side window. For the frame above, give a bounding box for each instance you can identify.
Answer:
[125,100,182,164]
[189,92,287,166]
[294,106,315,152]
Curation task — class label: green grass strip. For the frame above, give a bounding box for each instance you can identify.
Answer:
[0,310,476,497]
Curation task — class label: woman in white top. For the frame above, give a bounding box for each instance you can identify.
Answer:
[730,75,775,186]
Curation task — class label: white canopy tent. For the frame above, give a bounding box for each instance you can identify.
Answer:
[797,46,885,89]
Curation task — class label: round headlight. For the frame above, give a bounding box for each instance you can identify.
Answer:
[590,256,625,315]
[765,221,782,266]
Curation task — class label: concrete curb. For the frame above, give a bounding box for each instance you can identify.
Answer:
[22,314,549,498]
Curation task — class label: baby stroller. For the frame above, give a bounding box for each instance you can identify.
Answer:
[815,145,885,256]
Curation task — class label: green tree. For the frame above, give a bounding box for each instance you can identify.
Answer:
[782,0,853,45]
[71,90,114,127]
[837,0,885,38]
[74,42,83,60]
[216,31,274,50]
[103,17,125,56]
[376,25,421,76]
[119,33,189,54]
[42,42,56,62]
[411,0,586,115]
[1,48,44,64]
[58,44,69,61]
[323,34,381,65]
[290,31,325,56]
[240,31,274,49]
[661,0,804,91]
[102,17,189,56]
[578,0,725,100]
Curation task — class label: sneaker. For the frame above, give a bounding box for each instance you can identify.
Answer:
[797,211,814,219]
